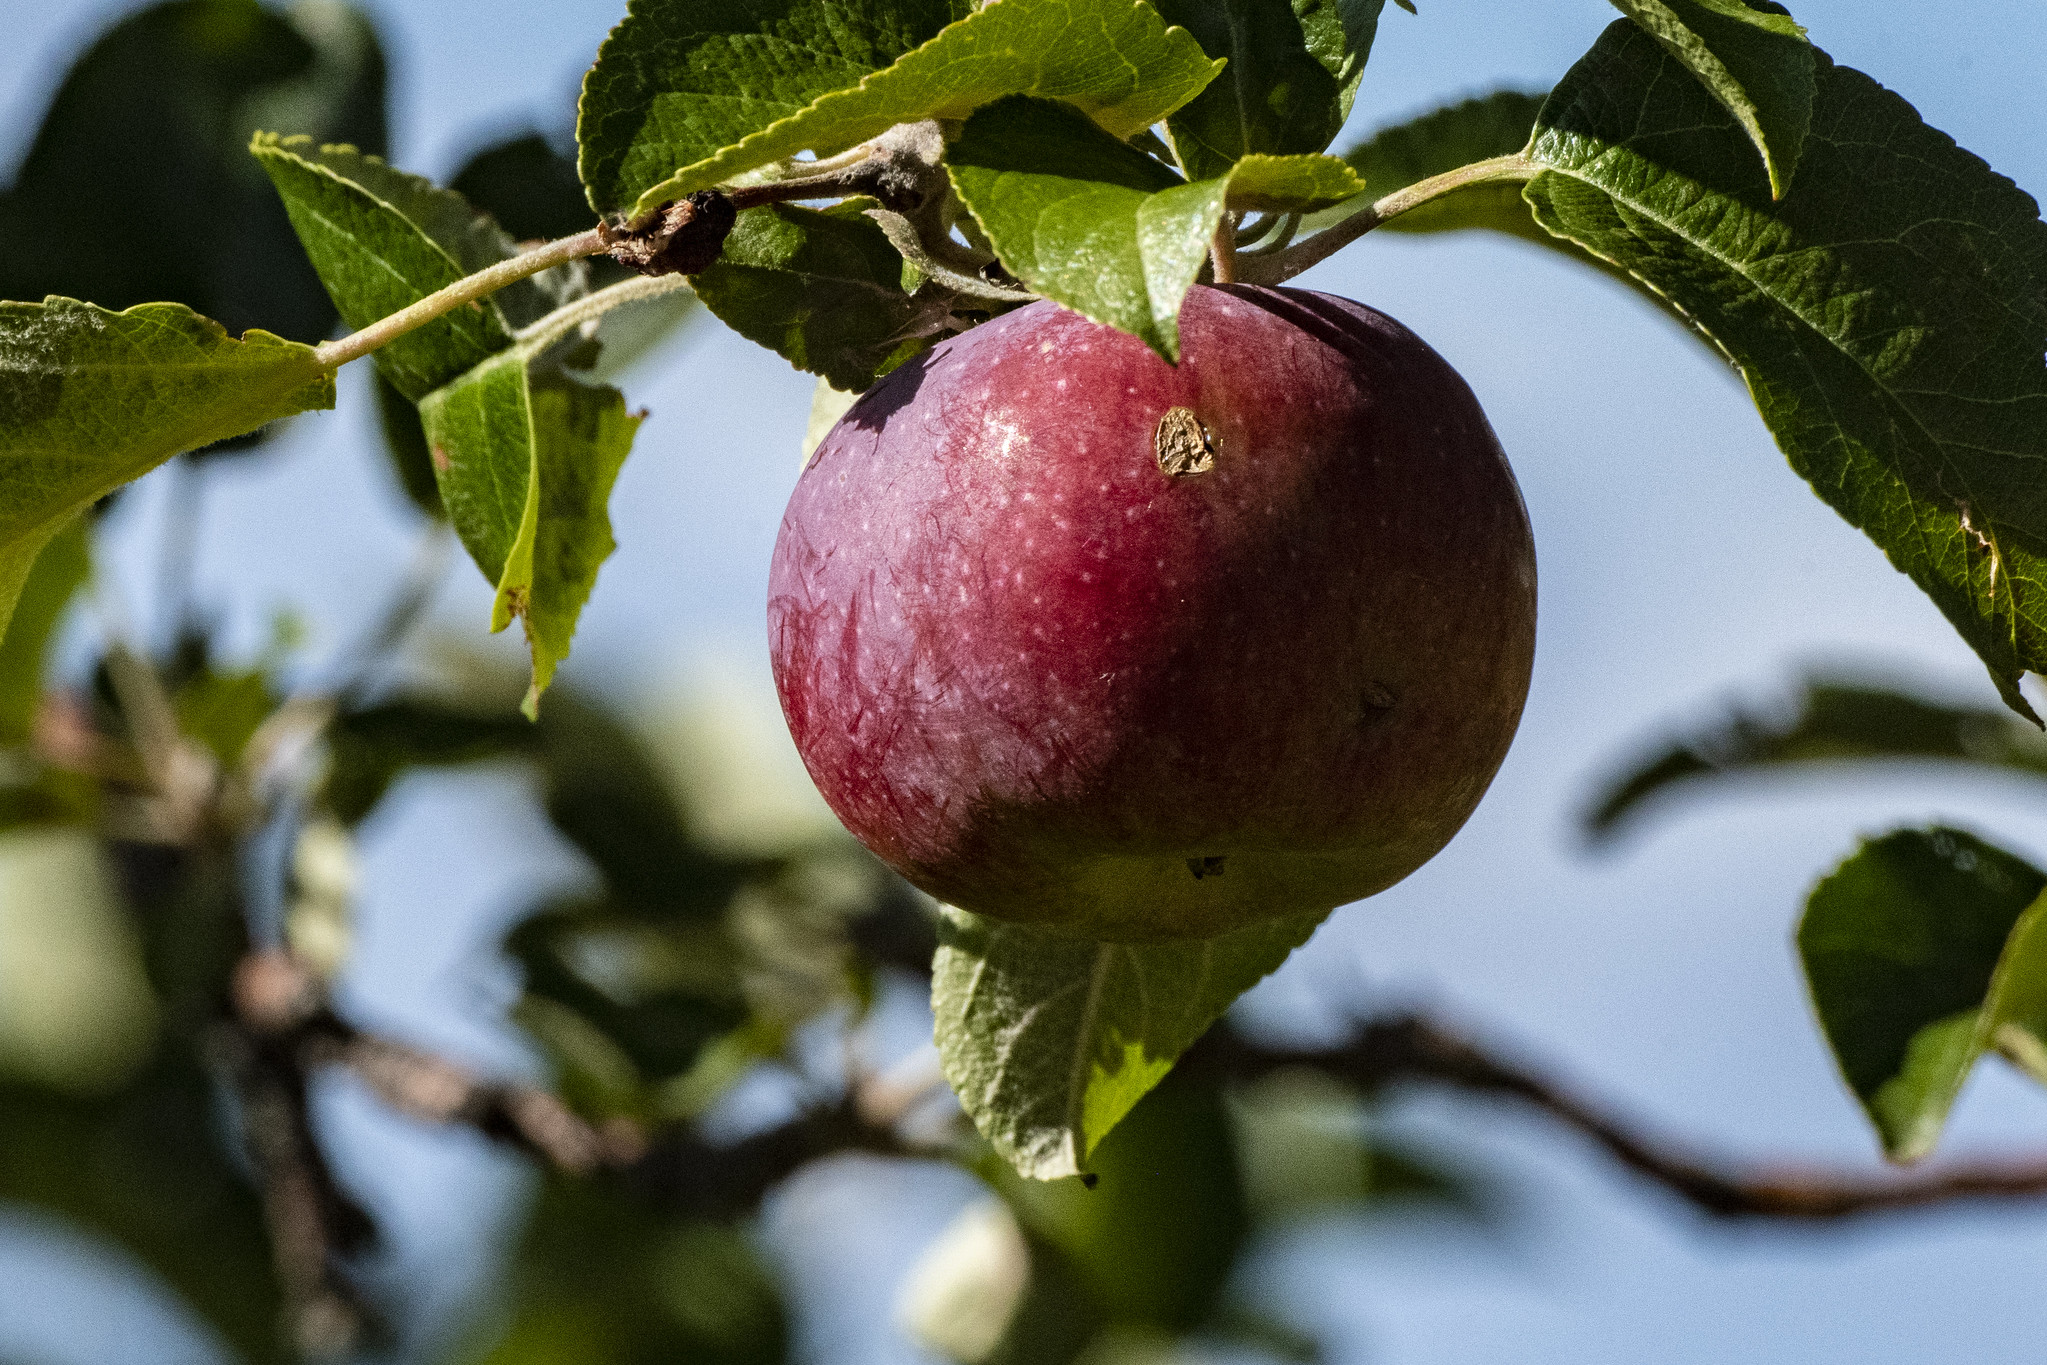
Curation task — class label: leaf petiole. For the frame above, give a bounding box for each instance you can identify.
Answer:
[1238,153,1538,286]
[313,227,607,372]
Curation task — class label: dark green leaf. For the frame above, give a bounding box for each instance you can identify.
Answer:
[0,519,89,746]
[373,370,444,518]
[998,1069,1248,1331]
[252,134,521,399]
[475,1180,788,1365]
[933,903,1322,1180]
[0,0,387,347]
[1584,677,2047,840]
[691,201,932,390]
[418,353,641,714]
[948,97,1361,359]
[453,133,597,244]
[0,297,333,640]
[1526,26,2047,721]
[320,696,535,823]
[588,0,1226,223]
[1609,0,1813,197]
[0,1062,283,1363]
[1155,0,1389,179]
[576,0,971,218]
[1800,827,2047,1160]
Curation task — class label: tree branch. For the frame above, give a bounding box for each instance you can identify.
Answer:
[1211,1015,2047,1221]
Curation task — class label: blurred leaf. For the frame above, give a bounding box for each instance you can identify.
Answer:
[933,904,1321,1180]
[320,696,536,823]
[1526,26,2047,721]
[0,518,89,745]
[802,378,861,464]
[691,201,932,391]
[174,665,278,765]
[1800,827,2047,1160]
[534,696,735,917]
[0,0,387,348]
[375,368,446,518]
[947,97,1361,359]
[1609,0,1813,197]
[418,354,641,715]
[0,1060,282,1363]
[1585,678,2047,841]
[1228,1069,1482,1223]
[252,134,515,399]
[591,0,1225,222]
[998,1069,1248,1332]
[0,830,158,1094]
[453,132,598,244]
[1154,0,1390,179]
[0,297,333,643]
[473,1179,788,1365]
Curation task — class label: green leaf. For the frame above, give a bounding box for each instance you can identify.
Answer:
[1609,0,1813,198]
[0,0,388,346]
[590,0,1226,223]
[0,297,332,641]
[1800,827,2047,1161]
[948,97,1362,359]
[0,1063,284,1364]
[1583,677,2047,840]
[996,1069,1248,1331]
[1526,25,2047,722]
[252,134,519,399]
[0,520,89,747]
[691,202,933,391]
[418,356,641,715]
[932,903,1322,1180]
[577,0,970,218]
[1154,0,1390,179]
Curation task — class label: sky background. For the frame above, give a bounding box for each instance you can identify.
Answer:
[8,0,2047,1361]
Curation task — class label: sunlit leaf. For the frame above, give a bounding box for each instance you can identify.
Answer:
[1527,25,2047,721]
[947,97,1362,358]
[0,297,333,641]
[933,904,1321,1179]
[587,0,1225,222]
[418,353,641,714]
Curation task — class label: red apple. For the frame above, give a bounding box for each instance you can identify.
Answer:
[768,285,1535,943]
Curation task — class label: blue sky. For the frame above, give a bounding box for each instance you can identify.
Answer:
[8,1,2047,1362]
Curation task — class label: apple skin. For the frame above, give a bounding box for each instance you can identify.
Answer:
[768,285,1535,943]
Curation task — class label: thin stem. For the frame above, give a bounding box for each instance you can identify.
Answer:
[1210,219,1239,285]
[513,271,694,357]
[1238,154,1538,287]
[313,228,607,372]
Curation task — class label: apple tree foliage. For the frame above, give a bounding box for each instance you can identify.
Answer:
[9,0,2047,1279]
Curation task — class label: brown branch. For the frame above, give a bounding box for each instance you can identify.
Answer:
[1208,1015,2047,1222]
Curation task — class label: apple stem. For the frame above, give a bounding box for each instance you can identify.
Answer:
[1210,219,1240,284]
[1239,154,1539,287]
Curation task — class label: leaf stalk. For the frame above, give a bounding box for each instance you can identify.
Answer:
[1238,154,1538,286]
[313,228,607,372]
